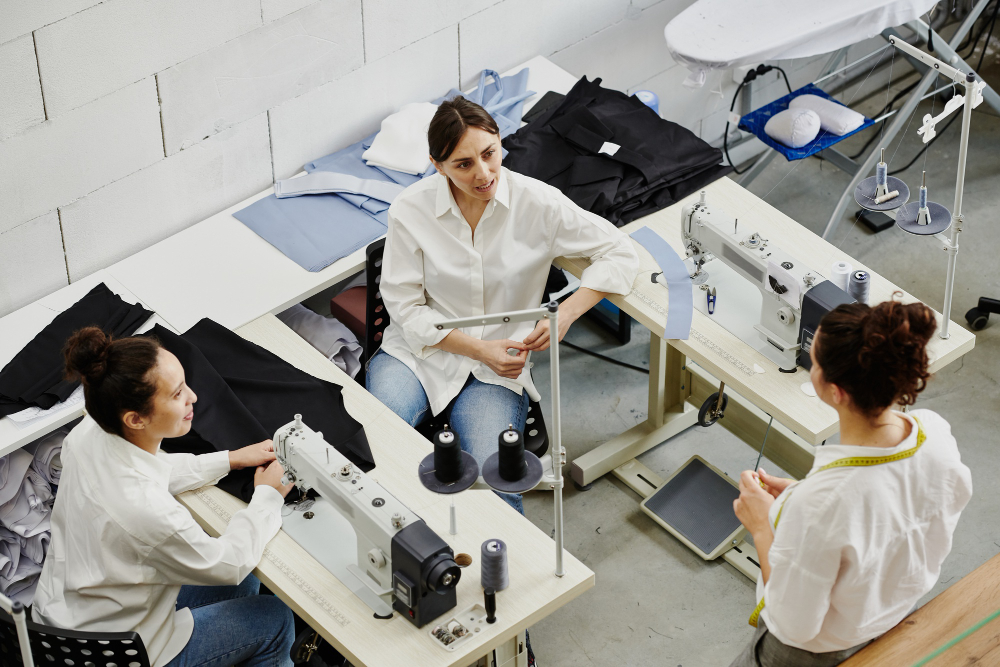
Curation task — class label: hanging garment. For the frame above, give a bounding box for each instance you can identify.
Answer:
[235,69,532,272]
[502,76,732,226]
[0,283,153,416]
[152,319,373,502]
[275,305,363,378]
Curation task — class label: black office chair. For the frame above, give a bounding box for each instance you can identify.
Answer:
[361,239,549,458]
[0,608,151,667]
[966,297,1000,331]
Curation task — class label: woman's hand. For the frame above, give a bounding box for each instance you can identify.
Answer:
[254,460,295,498]
[733,470,776,536]
[229,440,276,470]
[757,467,795,499]
[475,339,529,379]
[523,316,574,352]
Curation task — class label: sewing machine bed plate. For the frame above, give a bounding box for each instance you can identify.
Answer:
[281,496,392,617]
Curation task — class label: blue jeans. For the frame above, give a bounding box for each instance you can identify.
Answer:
[366,350,530,513]
[166,574,294,667]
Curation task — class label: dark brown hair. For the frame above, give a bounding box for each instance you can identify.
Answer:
[427,97,500,162]
[63,327,162,437]
[815,295,937,419]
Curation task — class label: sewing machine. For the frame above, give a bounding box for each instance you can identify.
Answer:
[274,414,461,627]
[677,192,854,371]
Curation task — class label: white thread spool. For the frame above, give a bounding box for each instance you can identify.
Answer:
[830,261,853,292]
[481,539,509,591]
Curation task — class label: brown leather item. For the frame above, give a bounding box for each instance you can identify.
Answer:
[330,286,367,340]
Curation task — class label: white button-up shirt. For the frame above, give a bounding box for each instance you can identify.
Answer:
[380,167,639,415]
[32,416,284,667]
[758,409,972,652]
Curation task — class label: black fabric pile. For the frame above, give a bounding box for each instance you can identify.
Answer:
[503,76,732,226]
[0,284,153,417]
[153,319,374,502]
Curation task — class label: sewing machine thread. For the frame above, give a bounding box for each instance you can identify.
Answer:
[497,427,527,482]
[432,427,463,484]
[830,261,853,292]
[848,270,870,305]
[481,539,509,591]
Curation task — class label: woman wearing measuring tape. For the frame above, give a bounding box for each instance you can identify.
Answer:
[729,297,972,667]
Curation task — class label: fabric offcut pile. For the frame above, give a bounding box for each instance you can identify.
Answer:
[0,284,153,417]
[235,69,532,272]
[502,76,731,226]
[234,68,533,272]
[152,319,374,503]
[0,424,70,605]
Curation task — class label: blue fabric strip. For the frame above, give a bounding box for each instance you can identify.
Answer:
[630,226,693,340]
[275,172,406,202]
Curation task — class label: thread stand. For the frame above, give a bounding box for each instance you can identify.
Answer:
[854,148,910,212]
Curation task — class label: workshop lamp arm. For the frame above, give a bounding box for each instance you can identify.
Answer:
[436,301,567,577]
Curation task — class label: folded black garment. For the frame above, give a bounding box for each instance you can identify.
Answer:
[502,76,732,226]
[0,283,154,417]
[153,319,374,502]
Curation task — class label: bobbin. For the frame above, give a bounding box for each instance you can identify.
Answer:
[418,426,480,494]
[854,148,909,212]
[896,171,952,235]
[481,425,544,494]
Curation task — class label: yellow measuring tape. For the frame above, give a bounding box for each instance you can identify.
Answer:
[748,416,926,628]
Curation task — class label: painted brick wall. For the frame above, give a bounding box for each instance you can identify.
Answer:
[0,0,851,316]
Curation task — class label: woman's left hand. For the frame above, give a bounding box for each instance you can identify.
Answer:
[733,470,776,536]
[229,439,277,470]
[523,316,575,352]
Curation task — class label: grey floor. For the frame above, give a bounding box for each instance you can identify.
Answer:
[522,48,1000,667]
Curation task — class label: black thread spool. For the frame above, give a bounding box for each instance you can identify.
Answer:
[481,425,543,494]
[498,427,527,482]
[418,426,479,494]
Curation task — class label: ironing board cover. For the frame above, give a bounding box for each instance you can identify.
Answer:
[738,84,875,160]
[665,0,936,80]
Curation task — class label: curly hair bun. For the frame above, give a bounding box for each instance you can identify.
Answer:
[63,326,112,385]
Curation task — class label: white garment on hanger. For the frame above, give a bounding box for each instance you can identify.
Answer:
[276,304,363,378]
[362,102,439,175]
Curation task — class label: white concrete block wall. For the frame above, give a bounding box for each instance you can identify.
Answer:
[158,0,363,155]
[0,0,873,317]
[0,34,45,140]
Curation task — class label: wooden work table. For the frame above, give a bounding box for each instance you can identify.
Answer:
[177,314,594,667]
[842,552,1000,666]
[557,176,975,484]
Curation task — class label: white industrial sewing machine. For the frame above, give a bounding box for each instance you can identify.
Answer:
[675,191,854,371]
[274,414,461,627]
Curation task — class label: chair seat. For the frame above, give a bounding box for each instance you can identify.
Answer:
[0,609,151,667]
[329,285,367,340]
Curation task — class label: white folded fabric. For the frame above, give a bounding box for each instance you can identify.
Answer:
[277,304,363,378]
[27,428,66,486]
[789,94,865,136]
[764,108,821,148]
[0,468,53,538]
[0,450,32,506]
[362,102,439,175]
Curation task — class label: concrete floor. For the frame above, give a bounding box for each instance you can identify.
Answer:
[522,39,1000,667]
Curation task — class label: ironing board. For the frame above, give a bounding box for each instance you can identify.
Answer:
[665,0,1000,239]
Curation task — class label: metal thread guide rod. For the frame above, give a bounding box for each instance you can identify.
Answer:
[435,301,567,578]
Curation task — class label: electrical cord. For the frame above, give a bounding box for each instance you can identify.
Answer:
[723,64,794,174]
[561,340,650,374]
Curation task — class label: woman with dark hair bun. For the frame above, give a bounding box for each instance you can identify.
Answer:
[728,296,973,667]
[368,96,639,514]
[31,327,297,667]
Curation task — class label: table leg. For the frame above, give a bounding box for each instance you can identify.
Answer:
[471,631,526,667]
[570,332,698,487]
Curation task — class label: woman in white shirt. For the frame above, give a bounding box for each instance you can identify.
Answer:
[730,297,973,666]
[32,327,296,667]
[368,97,639,513]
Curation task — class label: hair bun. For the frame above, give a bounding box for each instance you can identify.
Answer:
[63,327,112,385]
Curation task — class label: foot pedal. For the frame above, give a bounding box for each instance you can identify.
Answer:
[639,456,747,560]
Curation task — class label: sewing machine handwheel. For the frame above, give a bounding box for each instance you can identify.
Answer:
[697,392,728,427]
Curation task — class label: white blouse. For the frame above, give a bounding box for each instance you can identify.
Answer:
[757,409,972,652]
[380,167,639,415]
[32,416,284,667]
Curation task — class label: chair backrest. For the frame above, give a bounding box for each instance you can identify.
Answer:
[0,610,151,667]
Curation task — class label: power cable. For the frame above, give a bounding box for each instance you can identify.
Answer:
[722,65,794,174]
[561,340,650,374]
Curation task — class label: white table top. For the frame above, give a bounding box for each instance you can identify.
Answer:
[105,57,579,334]
[0,270,171,458]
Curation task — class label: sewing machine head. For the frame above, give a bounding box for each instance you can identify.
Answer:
[680,192,854,371]
[275,415,460,627]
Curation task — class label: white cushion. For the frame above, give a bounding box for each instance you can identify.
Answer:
[764,108,821,148]
[789,94,865,135]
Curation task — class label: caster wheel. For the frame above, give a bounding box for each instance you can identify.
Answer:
[698,392,728,427]
[966,307,989,331]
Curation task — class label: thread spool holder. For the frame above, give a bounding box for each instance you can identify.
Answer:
[436,301,567,577]
[886,36,981,339]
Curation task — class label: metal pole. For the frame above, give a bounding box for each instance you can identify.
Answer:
[0,594,34,667]
[939,72,975,339]
[547,301,565,577]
